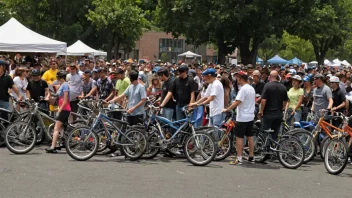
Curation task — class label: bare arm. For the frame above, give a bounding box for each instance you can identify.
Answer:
[11,85,22,100]
[225,100,242,112]
[109,93,126,103]
[160,92,173,107]
[295,95,304,111]
[328,98,333,109]
[189,91,195,104]
[85,87,97,97]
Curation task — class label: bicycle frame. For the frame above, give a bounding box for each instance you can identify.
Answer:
[91,112,134,146]
[314,117,343,139]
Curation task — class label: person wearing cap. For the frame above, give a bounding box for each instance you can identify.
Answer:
[286,75,304,124]
[115,68,130,97]
[42,60,58,86]
[160,65,198,120]
[223,71,255,165]
[247,64,254,76]
[66,64,83,120]
[96,68,114,102]
[251,70,265,103]
[157,67,176,121]
[190,68,224,128]
[109,71,146,125]
[330,76,346,127]
[26,69,50,110]
[311,73,333,117]
[258,70,289,140]
[0,60,23,114]
[82,70,97,98]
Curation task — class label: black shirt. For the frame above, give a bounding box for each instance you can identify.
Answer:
[262,81,289,115]
[26,80,48,102]
[161,77,176,109]
[282,79,292,91]
[170,76,198,105]
[332,87,346,112]
[252,80,265,95]
[0,73,14,101]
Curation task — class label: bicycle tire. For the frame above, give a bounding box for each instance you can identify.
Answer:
[121,129,147,161]
[289,129,316,163]
[142,131,160,159]
[277,138,305,169]
[253,134,269,162]
[0,128,5,147]
[65,127,99,161]
[5,121,37,154]
[324,138,348,175]
[183,132,217,166]
[320,136,331,159]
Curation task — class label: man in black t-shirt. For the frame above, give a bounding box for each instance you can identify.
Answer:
[26,69,50,109]
[258,70,289,140]
[0,60,22,109]
[330,76,346,127]
[160,65,198,120]
[157,67,176,120]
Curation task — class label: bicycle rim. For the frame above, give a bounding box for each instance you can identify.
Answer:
[184,133,216,166]
[214,134,232,161]
[324,139,348,175]
[278,138,304,169]
[122,130,147,160]
[293,132,315,163]
[66,127,98,161]
[5,122,37,154]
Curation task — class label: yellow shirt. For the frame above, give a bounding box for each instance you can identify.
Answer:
[42,69,58,85]
[288,87,304,109]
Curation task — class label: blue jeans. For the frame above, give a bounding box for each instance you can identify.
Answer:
[0,100,10,110]
[162,108,174,121]
[176,105,186,121]
[208,113,225,141]
[286,109,302,124]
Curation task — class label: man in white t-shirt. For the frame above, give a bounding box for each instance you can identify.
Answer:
[191,68,224,127]
[223,71,255,165]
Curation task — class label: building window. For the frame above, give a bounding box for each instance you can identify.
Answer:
[159,38,184,63]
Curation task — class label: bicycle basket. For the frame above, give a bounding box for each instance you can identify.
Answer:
[191,106,204,123]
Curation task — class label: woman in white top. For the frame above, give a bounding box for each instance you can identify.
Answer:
[13,67,28,99]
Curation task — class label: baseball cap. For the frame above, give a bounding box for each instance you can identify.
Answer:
[329,76,340,83]
[84,69,91,74]
[99,68,108,73]
[116,68,124,74]
[292,75,302,81]
[31,69,41,76]
[314,73,324,79]
[326,74,333,78]
[0,60,6,66]
[177,65,189,73]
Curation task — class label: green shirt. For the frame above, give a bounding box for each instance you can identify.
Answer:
[288,87,303,109]
[116,77,131,96]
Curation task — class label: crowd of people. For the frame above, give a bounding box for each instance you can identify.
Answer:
[0,55,350,162]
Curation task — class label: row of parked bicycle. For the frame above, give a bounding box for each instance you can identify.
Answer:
[0,97,351,175]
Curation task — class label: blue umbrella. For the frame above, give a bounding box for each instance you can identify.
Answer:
[267,55,288,64]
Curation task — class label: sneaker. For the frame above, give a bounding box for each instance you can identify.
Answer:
[45,148,57,154]
[230,158,243,165]
[247,156,255,164]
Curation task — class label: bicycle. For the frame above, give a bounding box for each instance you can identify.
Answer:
[141,104,217,166]
[253,125,305,169]
[65,100,147,161]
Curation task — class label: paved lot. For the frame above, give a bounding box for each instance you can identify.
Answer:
[0,147,352,198]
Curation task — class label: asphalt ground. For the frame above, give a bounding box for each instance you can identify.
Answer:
[0,147,352,198]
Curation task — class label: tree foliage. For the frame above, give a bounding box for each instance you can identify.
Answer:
[288,0,352,65]
[88,0,150,59]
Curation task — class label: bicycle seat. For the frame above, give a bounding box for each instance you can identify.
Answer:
[264,129,274,133]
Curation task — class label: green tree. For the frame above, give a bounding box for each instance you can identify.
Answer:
[156,0,314,64]
[279,32,315,62]
[288,0,352,65]
[258,35,283,61]
[160,52,168,62]
[88,0,150,60]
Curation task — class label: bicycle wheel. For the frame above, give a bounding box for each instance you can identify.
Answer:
[142,129,161,159]
[202,127,231,161]
[320,136,331,159]
[184,132,217,166]
[324,138,348,175]
[290,130,316,163]
[0,127,5,147]
[277,138,305,169]
[65,127,99,161]
[253,134,269,162]
[121,129,147,160]
[5,121,37,154]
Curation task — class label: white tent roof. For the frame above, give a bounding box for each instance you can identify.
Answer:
[309,61,318,64]
[341,60,351,66]
[333,58,341,64]
[57,40,107,56]
[0,18,66,53]
[324,59,332,66]
[178,51,202,58]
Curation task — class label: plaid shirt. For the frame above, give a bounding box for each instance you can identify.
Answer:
[96,77,113,99]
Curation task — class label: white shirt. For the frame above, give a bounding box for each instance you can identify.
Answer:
[205,79,224,117]
[235,84,255,122]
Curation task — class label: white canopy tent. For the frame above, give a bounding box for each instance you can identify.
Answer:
[342,60,351,67]
[178,51,202,63]
[57,40,106,56]
[0,18,66,53]
[324,59,332,66]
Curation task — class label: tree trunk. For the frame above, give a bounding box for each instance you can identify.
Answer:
[239,36,259,65]
[114,39,120,60]
[107,34,115,61]
[313,45,327,67]
[217,40,226,65]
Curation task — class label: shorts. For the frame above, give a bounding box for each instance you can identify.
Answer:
[235,120,254,138]
[70,101,79,113]
[57,110,70,124]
